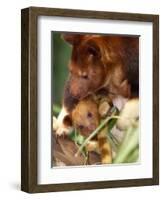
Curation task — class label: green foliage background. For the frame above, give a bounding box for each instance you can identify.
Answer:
[52,32,72,106]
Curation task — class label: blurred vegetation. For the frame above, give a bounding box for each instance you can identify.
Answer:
[52,32,72,107]
[113,123,139,163]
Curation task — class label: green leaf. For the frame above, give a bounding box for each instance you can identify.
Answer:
[68,129,85,145]
[125,146,139,163]
[53,104,61,115]
[107,107,119,132]
[113,123,139,163]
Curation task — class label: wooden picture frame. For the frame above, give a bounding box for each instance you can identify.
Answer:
[21,7,159,193]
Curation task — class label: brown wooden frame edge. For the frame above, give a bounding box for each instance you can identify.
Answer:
[21,7,159,193]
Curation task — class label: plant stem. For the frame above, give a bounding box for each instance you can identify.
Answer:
[107,135,117,152]
[125,146,139,163]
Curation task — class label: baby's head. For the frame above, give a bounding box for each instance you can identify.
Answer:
[71,98,99,137]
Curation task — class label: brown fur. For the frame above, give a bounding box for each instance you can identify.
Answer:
[71,97,112,164]
[63,34,139,112]
[72,98,99,137]
[55,34,139,137]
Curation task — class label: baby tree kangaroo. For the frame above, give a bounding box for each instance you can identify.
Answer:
[71,97,113,164]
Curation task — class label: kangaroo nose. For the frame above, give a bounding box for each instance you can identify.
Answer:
[78,71,88,79]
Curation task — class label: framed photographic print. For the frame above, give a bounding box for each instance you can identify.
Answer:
[21,7,159,193]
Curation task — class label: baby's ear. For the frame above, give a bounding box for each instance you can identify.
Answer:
[62,34,83,45]
[63,115,72,127]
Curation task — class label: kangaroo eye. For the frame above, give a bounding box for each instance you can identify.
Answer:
[87,46,98,57]
[87,112,92,118]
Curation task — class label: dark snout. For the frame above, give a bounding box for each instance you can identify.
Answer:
[69,75,90,100]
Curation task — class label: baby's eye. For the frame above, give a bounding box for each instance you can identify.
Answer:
[87,112,93,118]
[78,125,84,130]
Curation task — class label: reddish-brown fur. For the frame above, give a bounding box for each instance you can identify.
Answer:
[71,97,112,164]
[55,34,139,136]
[71,98,99,137]
[63,34,139,113]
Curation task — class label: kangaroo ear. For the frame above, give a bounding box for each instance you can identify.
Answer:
[62,34,83,45]
[63,115,72,127]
